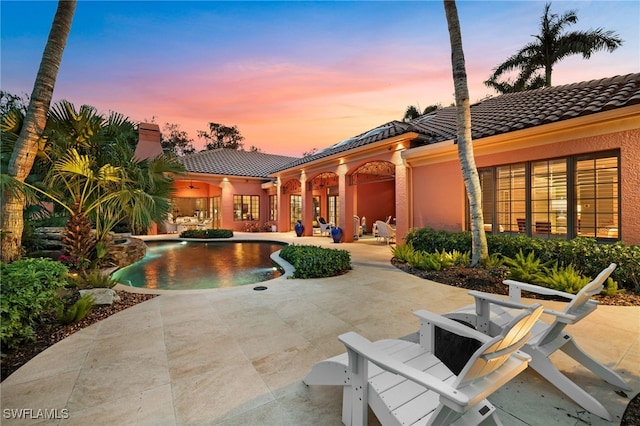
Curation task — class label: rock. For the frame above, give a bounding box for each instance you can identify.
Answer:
[79,288,121,305]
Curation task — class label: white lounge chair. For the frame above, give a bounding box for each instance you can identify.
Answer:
[444,263,630,421]
[375,220,395,244]
[317,217,332,236]
[305,305,544,425]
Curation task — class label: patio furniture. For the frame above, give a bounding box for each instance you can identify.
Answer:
[517,218,526,233]
[317,217,332,236]
[353,215,362,238]
[444,263,630,421]
[534,220,551,234]
[375,220,395,244]
[197,218,213,229]
[305,305,544,425]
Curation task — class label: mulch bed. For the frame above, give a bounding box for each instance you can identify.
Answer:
[1,291,157,381]
[391,259,640,306]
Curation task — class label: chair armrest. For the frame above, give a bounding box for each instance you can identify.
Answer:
[338,332,470,407]
[504,279,576,301]
[469,289,580,321]
[467,290,535,310]
[413,310,491,343]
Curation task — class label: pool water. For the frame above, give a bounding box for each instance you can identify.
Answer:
[113,241,285,290]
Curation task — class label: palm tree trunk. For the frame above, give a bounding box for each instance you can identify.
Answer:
[443,0,488,266]
[1,1,76,263]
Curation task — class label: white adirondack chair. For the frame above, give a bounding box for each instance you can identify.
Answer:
[305,305,543,425]
[444,263,630,421]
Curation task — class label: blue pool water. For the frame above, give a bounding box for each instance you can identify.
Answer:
[113,241,286,290]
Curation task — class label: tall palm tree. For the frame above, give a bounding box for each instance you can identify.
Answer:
[1,1,76,262]
[485,2,623,94]
[443,0,488,266]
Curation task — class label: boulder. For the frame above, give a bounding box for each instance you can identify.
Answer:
[79,288,121,305]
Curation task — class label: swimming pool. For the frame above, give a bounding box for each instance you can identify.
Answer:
[113,240,286,290]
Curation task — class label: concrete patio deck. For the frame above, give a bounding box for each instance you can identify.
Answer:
[1,232,638,425]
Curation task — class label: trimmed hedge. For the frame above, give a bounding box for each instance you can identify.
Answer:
[279,244,352,279]
[180,229,234,238]
[1,258,69,349]
[404,227,640,291]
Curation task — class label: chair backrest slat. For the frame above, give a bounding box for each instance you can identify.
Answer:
[537,263,616,347]
[456,305,544,386]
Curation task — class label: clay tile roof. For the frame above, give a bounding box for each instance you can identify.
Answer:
[180,148,299,178]
[274,120,413,171]
[411,73,640,145]
[277,73,640,174]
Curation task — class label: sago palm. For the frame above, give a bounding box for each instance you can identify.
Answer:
[485,2,623,94]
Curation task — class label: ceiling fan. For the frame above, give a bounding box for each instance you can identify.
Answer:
[187,180,200,189]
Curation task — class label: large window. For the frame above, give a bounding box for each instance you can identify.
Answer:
[479,151,619,240]
[233,195,259,221]
[531,159,567,235]
[496,164,526,233]
[576,156,619,239]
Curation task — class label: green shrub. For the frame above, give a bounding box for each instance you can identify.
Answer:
[406,227,640,292]
[279,244,351,278]
[180,229,234,238]
[405,227,471,253]
[57,293,95,325]
[1,258,68,348]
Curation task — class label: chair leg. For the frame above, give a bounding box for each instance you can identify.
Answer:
[561,339,631,390]
[528,351,613,421]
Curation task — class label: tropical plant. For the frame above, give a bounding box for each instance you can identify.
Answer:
[1,0,76,263]
[535,264,591,294]
[82,269,118,289]
[57,293,95,325]
[443,0,488,266]
[600,277,624,297]
[390,243,415,263]
[503,250,547,283]
[485,2,623,94]
[8,98,185,265]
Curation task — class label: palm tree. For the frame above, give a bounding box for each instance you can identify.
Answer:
[443,0,488,266]
[485,2,623,94]
[1,0,76,263]
[403,105,421,121]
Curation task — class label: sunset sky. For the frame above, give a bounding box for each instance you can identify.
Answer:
[2,1,638,157]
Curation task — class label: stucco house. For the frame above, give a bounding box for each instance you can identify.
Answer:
[149,73,639,245]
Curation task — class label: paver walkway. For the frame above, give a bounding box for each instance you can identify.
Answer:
[1,233,638,425]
